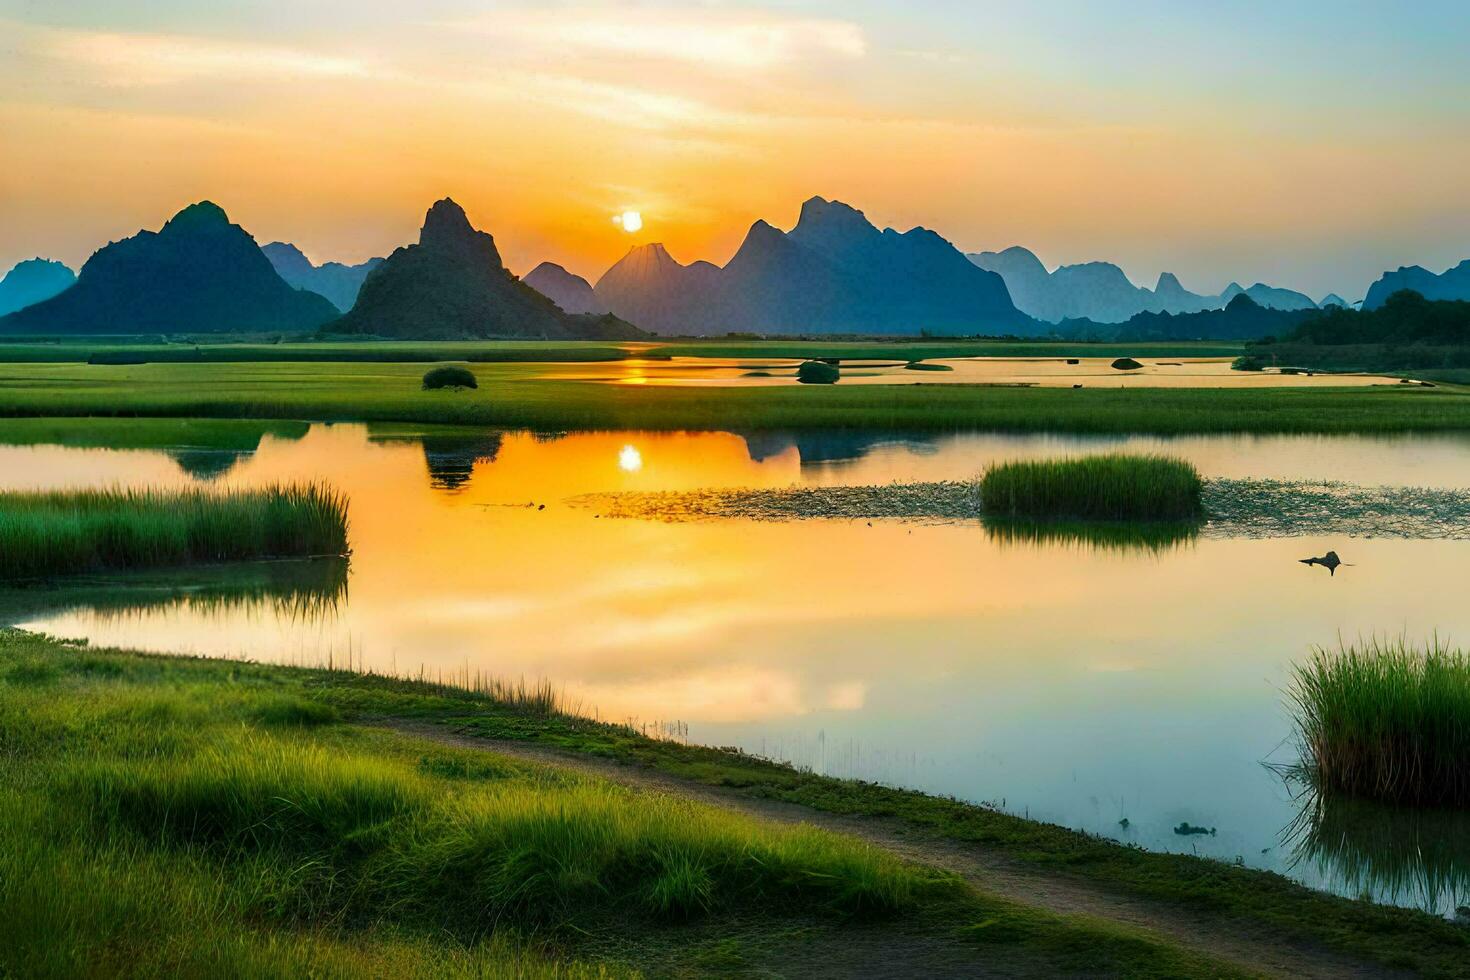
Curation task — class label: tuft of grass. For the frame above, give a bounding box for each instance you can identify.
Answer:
[0,483,348,581]
[422,365,478,390]
[1289,637,1470,807]
[979,454,1204,521]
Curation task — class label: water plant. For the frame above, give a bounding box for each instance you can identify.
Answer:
[979,454,1204,521]
[422,364,478,390]
[1288,637,1470,807]
[0,483,349,581]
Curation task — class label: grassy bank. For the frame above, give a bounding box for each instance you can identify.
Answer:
[0,631,1253,979]
[1290,638,1470,807]
[0,484,348,581]
[0,360,1467,434]
[979,455,1204,521]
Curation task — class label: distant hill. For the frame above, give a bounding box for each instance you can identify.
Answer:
[968,247,1319,322]
[1319,293,1352,309]
[1110,293,1314,341]
[1219,282,1317,312]
[262,242,382,312]
[333,199,645,340]
[1362,261,1470,310]
[0,203,338,334]
[0,259,75,317]
[523,262,606,314]
[592,196,1027,335]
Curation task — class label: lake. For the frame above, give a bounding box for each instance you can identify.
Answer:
[5,422,1470,914]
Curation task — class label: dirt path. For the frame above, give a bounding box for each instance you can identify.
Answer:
[383,719,1407,980]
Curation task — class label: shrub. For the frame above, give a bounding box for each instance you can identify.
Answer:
[422,365,478,390]
[1232,355,1266,372]
[980,454,1204,521]
[1110,357,1143,370]
[796,360,840,384]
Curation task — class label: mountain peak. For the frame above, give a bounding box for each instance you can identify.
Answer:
[165,201,231,232]
[421,198,475,245]
[1156,272,1183,291]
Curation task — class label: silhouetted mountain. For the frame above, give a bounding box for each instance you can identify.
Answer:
[1362,261,1470,310]
[333,199,645,340]
[592,196,1027,335]
[1319,293,1352,309]
[262,242,382,312]
[523,262,606,314]
[969,248,1216,322]
[1287,290,1470,347]
[0,258,76,317]
[1220,282,1318,312]
[0,203,337,334]
[1110,292,1314,341]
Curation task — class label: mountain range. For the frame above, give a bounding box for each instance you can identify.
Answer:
[261,243,383,312]
[0,259,76,317]
[967,246,1320,323]
[523,262,606,314]
[333,199,644,340]
[0,203,338,334]
[590,197,1028,335]
[1363,261,1470,310]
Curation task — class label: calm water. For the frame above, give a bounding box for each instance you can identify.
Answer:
[539,355,1406,387]
[6,423,1470,913]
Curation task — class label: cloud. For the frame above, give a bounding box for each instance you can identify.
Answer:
[35,27,370,85]
[454,6,866,73]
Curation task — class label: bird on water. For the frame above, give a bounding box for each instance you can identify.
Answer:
[1299,550,1351,575]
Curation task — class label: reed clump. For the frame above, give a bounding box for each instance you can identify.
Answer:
[979,454,1204,521]
[0,483,349,580]
[422,365,478,390]
[1289,637,1470,807]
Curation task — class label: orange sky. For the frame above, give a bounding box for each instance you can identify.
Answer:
[2,2,1468,298]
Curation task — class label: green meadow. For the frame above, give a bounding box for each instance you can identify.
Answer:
[0,358,1467,435]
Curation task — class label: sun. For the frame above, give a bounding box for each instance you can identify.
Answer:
[618,444,643,472]
[613,210,643,233]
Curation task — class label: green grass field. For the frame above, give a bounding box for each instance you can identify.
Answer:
[0,630,1263,979]
[0,359,1466,435]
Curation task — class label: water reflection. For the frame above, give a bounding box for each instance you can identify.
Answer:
[167,449,248,481]
[419,433,505,492]
[0,558,348,626]
[1285,788,1470,916]
[981,518,1201,555]
[740,430,941,467]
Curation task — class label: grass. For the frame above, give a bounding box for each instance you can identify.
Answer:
[1289,637,1470,807]
[0,360,1467,435]
[0,630,1254,979]
[979,454,1204,521]
[0,483,348,581]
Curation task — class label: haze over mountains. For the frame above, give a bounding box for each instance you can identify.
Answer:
[0,203,338,334]
[968,246,1321,324]
[333,199,643,340]
[262,243,382,313]
[592,197,1028,335]
[524,263,606,315]
[0,259,75,317]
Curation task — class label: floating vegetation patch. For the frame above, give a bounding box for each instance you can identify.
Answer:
[979,455,1203,521]
[1201,479,1470,539]
[575,476,1470,541]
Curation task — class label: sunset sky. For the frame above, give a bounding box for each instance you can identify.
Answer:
[2,1,1467,299]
